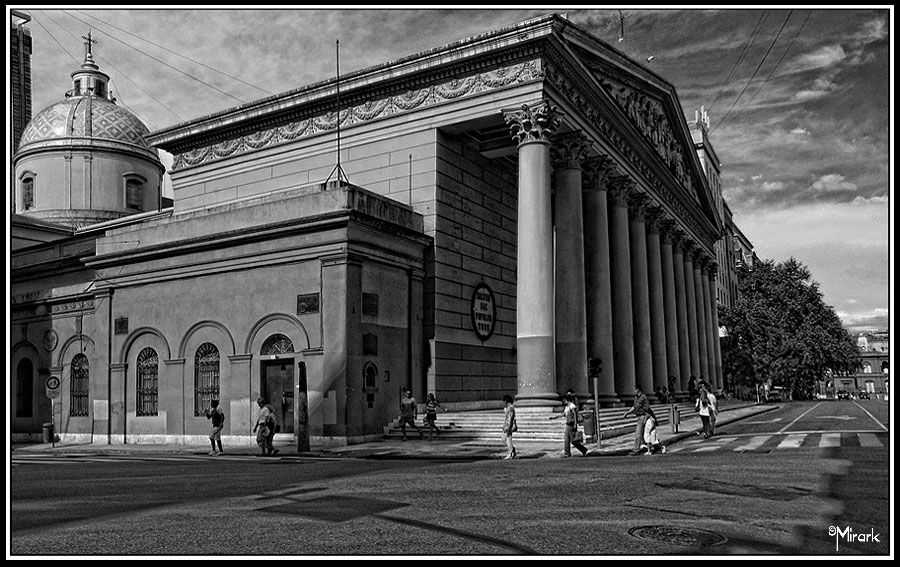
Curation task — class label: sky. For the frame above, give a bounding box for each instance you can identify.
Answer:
[8,6,892,334]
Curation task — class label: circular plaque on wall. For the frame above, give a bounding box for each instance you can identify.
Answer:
[470,282,496,341]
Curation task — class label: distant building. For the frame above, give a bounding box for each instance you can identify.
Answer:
[10,10,33,213]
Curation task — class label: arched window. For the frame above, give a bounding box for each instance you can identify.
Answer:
[863,362,872,374]
[125,177,144,210]
[136,347,159,416]
[22,176,34,211]
[882,361,889,373]
[194,342,220,416]
[70,354,89,417]
[261,334,294,355]
[16,359,34,417]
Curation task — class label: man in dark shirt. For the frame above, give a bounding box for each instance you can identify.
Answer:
[623,384,650,455]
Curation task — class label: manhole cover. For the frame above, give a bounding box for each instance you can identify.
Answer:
[259,495,408,522]
[628,525,728,547]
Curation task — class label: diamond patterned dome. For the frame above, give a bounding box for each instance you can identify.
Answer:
[18,96,152,151]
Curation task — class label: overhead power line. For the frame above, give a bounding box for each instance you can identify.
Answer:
[26,10,81,66]
[73,9,273,98]
[745,11,812,106]
[708,10,769,113]
[40,10,181,126]
[60,9,249,105]
[711,10,794,135]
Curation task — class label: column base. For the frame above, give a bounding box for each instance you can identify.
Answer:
[514,392,563,408]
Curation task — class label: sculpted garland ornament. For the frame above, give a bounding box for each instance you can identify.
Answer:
[173,60,544,170]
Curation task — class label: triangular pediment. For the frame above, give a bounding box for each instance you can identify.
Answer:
[555,25,721,233]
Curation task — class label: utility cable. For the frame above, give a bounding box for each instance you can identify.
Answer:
[42,9,180,125]
[73,9,273,97]
[25,10,81,66]
[745,11,812,106]
[708,10,769,113]
[711,10,793,136]
[60,9,249,105]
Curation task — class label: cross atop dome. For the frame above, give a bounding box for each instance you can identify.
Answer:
[81,31,99,70]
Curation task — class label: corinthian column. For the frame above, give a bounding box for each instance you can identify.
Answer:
[694,253,711,384]
[552,131,590,400]
[628,192,653,397]
[504,101,560,407]
[708,262,723,391]
[608,176,636,403]
[582,156,618,406]
[671,231,691,397]
[659,220,681,395]
[682,240,701,382]
[646,207,668,394]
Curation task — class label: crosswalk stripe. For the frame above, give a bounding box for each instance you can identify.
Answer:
[734,435,770,452]
[857,433,883,447]
[692,446,720,452]
[819,433,841,448]
[776,434,806,449]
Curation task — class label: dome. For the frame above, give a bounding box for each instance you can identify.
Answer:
[17,95,156,158]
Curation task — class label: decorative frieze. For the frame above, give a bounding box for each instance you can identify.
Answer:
[173,59,545,170]
[504,100,560,146]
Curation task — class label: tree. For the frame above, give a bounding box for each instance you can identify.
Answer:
[719,258,859,400]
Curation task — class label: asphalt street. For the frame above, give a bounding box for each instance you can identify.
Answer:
[8,399,891,557]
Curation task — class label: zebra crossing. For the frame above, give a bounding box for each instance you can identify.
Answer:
[665,431,887,454]
[10,452,266,467]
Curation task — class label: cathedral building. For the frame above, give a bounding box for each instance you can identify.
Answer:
[11,14,729,446]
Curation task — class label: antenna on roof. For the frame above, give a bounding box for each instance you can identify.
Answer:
[325,39,349,188]
[617,10,625,42]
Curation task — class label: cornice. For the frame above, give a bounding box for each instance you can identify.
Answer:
[169,58,546,171]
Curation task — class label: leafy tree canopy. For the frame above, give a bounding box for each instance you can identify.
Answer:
[719,258,859,400]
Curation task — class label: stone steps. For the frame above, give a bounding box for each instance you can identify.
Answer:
[384,400,735,442]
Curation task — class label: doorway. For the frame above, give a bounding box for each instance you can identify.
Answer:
[262,360,294,433]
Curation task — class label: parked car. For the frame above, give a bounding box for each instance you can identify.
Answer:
[858,391,871,400]
[836,390,850,400]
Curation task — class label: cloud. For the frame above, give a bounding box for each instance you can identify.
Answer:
[790,127,809,135]
[794,45,848,70]
[811,173,858,192]
[838,308,890,333]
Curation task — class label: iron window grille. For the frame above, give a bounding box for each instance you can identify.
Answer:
[70,354,89,417]
[194,342,220,416]
[136,347,159,416]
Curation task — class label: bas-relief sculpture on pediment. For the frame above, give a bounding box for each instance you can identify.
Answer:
[597,77,696,203]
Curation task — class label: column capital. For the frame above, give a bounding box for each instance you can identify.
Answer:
[582,155,619,191]
[504,100,560,146]
[645,206,665,234]
[680,238,697,257]
[659,218,677,243]
[607,175,634,205]
[551,131,591,169]
[627,192,650,221]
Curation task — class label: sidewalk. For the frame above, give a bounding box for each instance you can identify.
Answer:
[11,403,778,461]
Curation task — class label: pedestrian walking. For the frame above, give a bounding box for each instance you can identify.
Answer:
[551,392,588,457]
[688,376,698,402]
[705,382,718,437]
[695,384,712,438]
[253,397,278,456]
[204,399,225,455]
[641,407,665,455]
[399,390,423,440]
[623,384,650,455]
[502,394,517,459]
[423,393,447,440]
